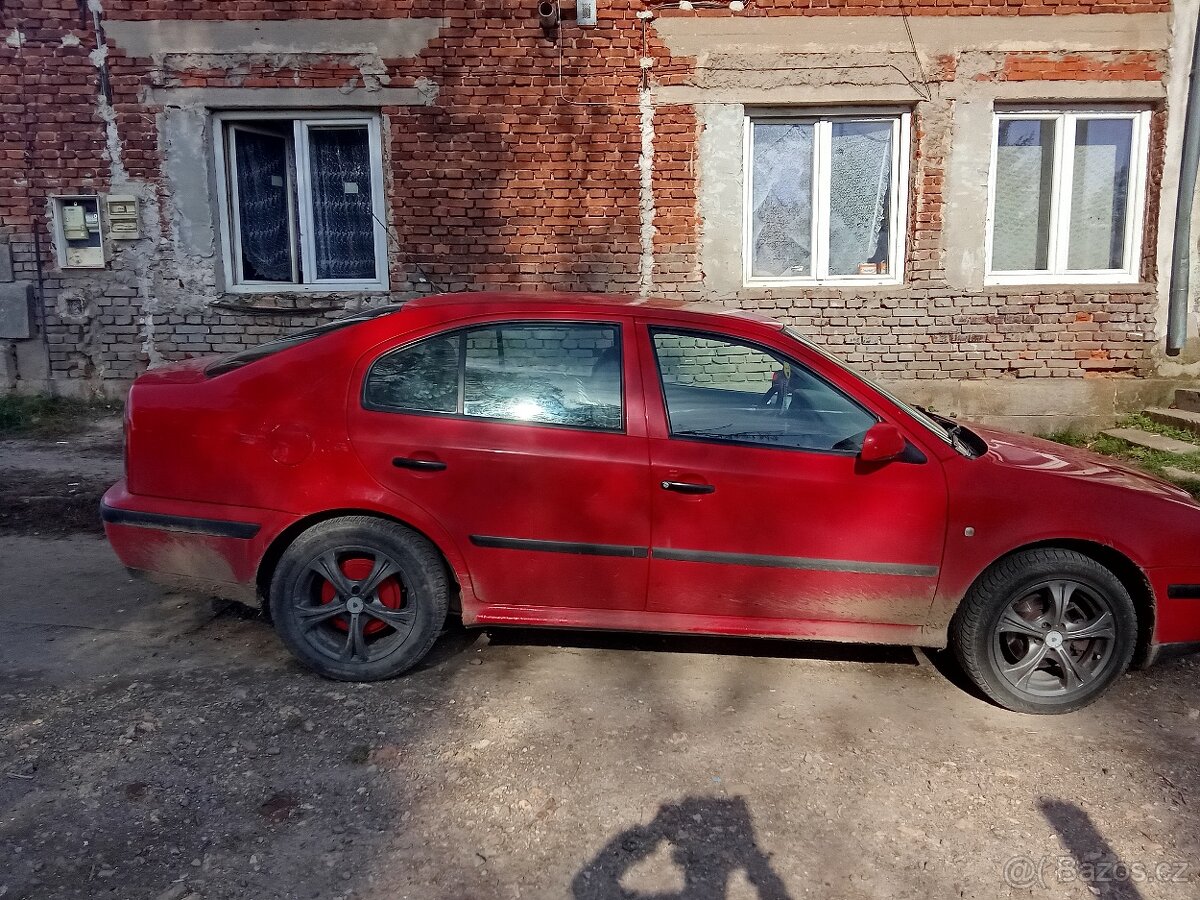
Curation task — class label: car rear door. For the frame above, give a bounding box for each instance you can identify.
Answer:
[639,319,948,629]
[347,314,650,612]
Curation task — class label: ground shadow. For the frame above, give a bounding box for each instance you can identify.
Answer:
[485,627,920,666]
[1039,799,1146,900]
[573,795,792,900]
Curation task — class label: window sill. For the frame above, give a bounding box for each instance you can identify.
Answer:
[984,274,1142,288]
[743,277,904,290]
[227,282,390,295]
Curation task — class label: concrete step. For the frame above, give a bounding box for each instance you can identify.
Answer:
[1174,388,1200,414]
[1146,406,1200,438]
[1101,427,1200,455]
[1163,466,1200,484]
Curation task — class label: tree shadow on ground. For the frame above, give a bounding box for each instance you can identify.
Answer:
[573,795,792,900]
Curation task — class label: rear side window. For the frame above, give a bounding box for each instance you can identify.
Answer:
[364,322,623,431]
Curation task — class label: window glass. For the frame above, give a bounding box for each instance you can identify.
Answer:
[652,330,876,453]
[989,111,1146,280]
[231,127,296,282]
[747,114,905,284]
[991,118,1056,271]
[221,115,385,290]
[1068,118,1133,271]
[365,334,460,414]
[308,126,376,280]
[828,120,894,276]
[464,324,622,430]
[750,122,815,278]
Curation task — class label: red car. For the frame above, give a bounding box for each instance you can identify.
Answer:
[102,293,1200,713]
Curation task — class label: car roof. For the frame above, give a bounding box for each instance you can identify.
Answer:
[399,291,784,329]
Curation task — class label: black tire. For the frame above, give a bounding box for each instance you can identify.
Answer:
[950,549,1137,714]
[269,516,448,681]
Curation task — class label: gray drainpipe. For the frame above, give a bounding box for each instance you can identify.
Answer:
[1167,12,1200,355]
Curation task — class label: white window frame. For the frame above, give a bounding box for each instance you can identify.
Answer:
[985,107,1151,286]
[742,109,911,288]
[213,110,390,293]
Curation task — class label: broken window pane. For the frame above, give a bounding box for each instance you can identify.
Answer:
[750,122,814,278]
[232,128,296,282]
[991,119,1056,272]
[827,121,893,276]
[1068,118,1133,271]
[308,126,376,281]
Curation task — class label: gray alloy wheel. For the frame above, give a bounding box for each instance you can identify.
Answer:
[951,549,1137,714]
[270,516,448,681]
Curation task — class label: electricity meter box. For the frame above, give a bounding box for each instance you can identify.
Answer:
[51,196,105,269]
[105,195,141,240]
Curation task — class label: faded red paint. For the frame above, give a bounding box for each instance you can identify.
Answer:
[103,293,1200,654]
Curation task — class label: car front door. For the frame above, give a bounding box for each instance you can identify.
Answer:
[348,316,650,611]
[640,321,948,629]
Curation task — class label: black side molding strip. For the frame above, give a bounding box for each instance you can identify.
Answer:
[1167,584,1200,599]
[651,547,938,577]
[100,502,261,539]
[469,535,648,559]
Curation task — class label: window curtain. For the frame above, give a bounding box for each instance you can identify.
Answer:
[308,127,377,280]
[233,130,294,282]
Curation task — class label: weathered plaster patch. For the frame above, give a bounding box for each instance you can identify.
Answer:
[103,18,448,59]
[638,88,656,298]
[652,13,1170,58]
[147,86,435,109]
[5,29,25,49]
[61,33,81,48]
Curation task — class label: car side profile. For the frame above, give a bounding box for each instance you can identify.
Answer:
[102,293,1200,713]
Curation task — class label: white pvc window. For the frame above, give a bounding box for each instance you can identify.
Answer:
[986,109,1150,284]
[744,111,910,287]
[214,112,389,293]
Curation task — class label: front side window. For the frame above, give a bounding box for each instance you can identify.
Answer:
[217,114,388,292]
[745,112,909,286]
[988,109,1149,283]
[651,329,876,453]
[365,323,623,431]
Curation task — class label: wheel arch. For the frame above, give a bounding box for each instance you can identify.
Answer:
[256,508,467,617]
[962,538,1155,667]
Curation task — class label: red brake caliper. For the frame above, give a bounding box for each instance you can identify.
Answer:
[319,555,405,635]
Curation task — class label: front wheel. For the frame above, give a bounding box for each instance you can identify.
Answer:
[950,549,1137,714]
[269,516,449,681]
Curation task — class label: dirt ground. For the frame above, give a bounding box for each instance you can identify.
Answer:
[1,422,1199,900]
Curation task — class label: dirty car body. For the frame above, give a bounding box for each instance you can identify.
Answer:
[102,293,1200,713]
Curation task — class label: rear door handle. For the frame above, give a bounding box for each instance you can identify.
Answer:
[393,456,447,472]
[660,480,715,495]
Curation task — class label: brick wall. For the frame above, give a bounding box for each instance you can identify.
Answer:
[0,0,1178,394]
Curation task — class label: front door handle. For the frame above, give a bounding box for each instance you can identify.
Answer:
[393,456,447,472]
[661,480,715,495]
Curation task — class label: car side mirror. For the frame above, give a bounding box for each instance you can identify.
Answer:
[859,422,907,464]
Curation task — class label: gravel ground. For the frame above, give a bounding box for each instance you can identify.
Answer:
[1,424,1198,900]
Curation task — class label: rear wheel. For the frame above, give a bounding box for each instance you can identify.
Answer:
[269,516,448,681]
[950,549,1137,714]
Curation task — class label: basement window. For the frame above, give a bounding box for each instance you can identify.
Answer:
[986,108,1151,285]
[214,112,389,292]
[744,111,910,287]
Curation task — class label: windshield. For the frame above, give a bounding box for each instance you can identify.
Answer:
[206,304,404,376]
[783,327,957,447]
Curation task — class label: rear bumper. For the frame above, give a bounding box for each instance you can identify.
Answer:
[101,481,273,602]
